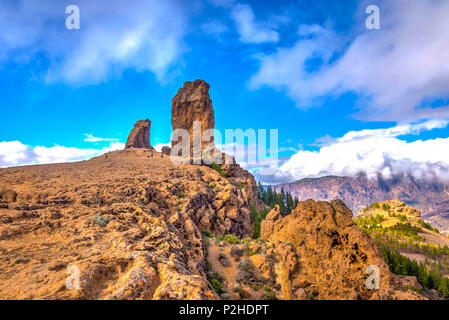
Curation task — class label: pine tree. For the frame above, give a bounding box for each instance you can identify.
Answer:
[438,278,449,299]
[417,263,429,288]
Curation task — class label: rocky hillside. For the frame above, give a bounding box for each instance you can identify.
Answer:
[0,79,430,300]
[259,200,421,299]
[275,175,449,230]
[198,199,424,300]
[355,200,449,299]
[0,154,424,299]
[0,148,257,299]
[0,79,259,300]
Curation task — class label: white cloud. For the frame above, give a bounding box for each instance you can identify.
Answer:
[83,133,119,143]
[231,4,279,44]
[0,140,124,167]
[0,141,28,164]
[250,0,449,122]
[0,0,188,85]
[153,142,171,152]
[270,120,449,183]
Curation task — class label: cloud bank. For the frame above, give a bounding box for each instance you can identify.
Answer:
[250,0,449,122]
[0,0,187,85]
[0,140,124,167]
[267,119,449,184]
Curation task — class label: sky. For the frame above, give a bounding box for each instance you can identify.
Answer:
[1,0,449,184]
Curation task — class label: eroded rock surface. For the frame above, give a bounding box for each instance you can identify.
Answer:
[171,80,215,155]
[259,200,423,300]
[126,119,153,149]
[0,149,256,299]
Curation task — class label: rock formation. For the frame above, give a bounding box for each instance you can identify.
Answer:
[361,200,421,222]
[171,80,215,156]
[0,148,257,299]
[125,119,153,149]
[259,200,422,300]
[0,188,17,203]
[161,146,171,156]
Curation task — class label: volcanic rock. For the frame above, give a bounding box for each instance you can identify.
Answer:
[0,188,17,202]
[0,148,258,299]
[161,146,171,156]
[171,80,215,155]
[125,119,153,149]
[260,199,422,300]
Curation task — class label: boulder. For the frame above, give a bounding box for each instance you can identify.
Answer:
[161,146,171,155]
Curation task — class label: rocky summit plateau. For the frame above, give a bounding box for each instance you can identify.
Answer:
[0,80,434,300]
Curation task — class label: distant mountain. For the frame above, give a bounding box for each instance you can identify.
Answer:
[274,175,449,230]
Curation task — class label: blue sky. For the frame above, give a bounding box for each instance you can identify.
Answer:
[1,0,449,183]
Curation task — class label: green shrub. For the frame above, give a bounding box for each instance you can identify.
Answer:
[209,278,223,294]
[308,289,319,300]
[202,230,212,238]
[92,216,110,227]
[233,285,243,293]
[212,161,226,178]
[262,289,276,300]
[251,204,270,239]
[237,259,255,274]
[224,234,241,245]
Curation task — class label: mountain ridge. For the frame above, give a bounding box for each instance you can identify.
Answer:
[274,174,449,230]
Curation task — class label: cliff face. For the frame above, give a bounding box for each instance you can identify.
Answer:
[259,200,422,300]
[125,119,153,149]
[171,80,215,154]
[275,175,449,230]
[0,149,257,299]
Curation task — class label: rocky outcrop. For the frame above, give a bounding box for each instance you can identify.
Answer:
[171,80,215,156]
[361,200,421,222]
[169,80,258,208]
[126,119,153,149]
[260,199,422,300]
[0,188,17,202]
[161,146,171,155]
[0,148,258,299]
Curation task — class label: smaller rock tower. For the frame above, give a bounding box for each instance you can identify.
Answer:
[125,119,153,149]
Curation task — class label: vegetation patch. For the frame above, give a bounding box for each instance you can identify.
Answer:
[251,204,269,239]
[212,162,226,178]
[257,183,298,216]
[224,234,241,245]
[92,216,110,227]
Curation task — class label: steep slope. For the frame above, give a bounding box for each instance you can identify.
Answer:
[356,200,449,299]
[275,175,449,229]
[0,149,257,299]
[257,199,422,300]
